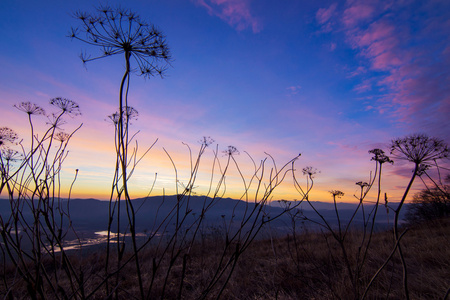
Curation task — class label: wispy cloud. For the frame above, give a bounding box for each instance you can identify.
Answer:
[327,141,358,152]
[329,42,337,51]
[286,85,302,96]
[315,3,338,32]
[342,2,375,27]
[316,3,337,25]
[347,66,367,78]
[193,0,262,33]
[353,80,372,93]
[317,0,450,139]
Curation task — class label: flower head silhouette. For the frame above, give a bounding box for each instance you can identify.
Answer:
[369,148,393,164]
[302,166,319,177]
[390,134,448,165]
[107,106,138,125]
[199,136,215,147]
[0,127,18,148]
[14,102,46,116]
[355,181,369,188]
[223,146,239,156]
[391,134,449,165]
[53,132,70,143]
[1,149,22,162]
[50,97,81,116]
[329,190,344,198]
[46,113,67,130]
[70,6,171,78]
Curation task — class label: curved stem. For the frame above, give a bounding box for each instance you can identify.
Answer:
[393,163,418,300]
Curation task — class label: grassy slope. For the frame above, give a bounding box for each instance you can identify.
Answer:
[1,218,449,299]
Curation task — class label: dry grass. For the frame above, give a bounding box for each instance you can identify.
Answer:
[1,218,449,299]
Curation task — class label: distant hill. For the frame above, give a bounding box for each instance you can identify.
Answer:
[0,196,405,238]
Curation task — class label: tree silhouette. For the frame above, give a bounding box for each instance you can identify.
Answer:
[406,174,450,223]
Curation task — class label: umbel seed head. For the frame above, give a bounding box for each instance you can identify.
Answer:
[390,134,449,165]
[70,6,172,78]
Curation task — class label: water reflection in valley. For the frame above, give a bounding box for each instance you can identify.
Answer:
[52,230,156,252]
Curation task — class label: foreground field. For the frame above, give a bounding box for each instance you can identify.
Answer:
[2,218,448,299]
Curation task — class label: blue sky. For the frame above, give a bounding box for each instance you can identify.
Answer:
[1,0,449,201]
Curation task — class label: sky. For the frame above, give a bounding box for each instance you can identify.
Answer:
[0,0,449,202]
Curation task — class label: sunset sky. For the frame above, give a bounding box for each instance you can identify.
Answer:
[1,0,449,202]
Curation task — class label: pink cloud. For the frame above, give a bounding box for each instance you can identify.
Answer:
[330,42,337,51]
[347,66,367,78]
[194,0,262,33]
[352,22,395,48]
[327,141,358,152]
[316,3,337,25]
[348,21,407,72]
[342,3,375,27]
[286,85,302,96]
[317,0,450,139]
[353,80,372,93]
[380,55,402,71]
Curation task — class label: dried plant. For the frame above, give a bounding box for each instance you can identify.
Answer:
[50,97,81,116]
[390,134,448,165]
[387,134,449,299]
[288,148,398,299]
[69,6,171,77]
[0,127,18,149]
[71,7,172,297]
[69,7,309,300]
[14,101,46,116]
[2,5,447,299]
[0,99,82,299]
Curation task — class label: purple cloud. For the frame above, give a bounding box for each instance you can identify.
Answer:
[317,0,450,140]
[193,0,262,33]
[316,3,337,25]
[342,3,375,27]
[286,85,302,96]
[353,80,372,93]
[329,42,337,51]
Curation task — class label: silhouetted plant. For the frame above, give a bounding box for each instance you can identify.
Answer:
[223,145,240,156]
[69,7,310,299]
[3,4,449,299]
[302,166,318,199]
[390,134,448,165]
[50,97,81,116]
[0,133,20,191]
[0,99,82,299]
[290,148,396,299]
[70,6,171,77]
[53,131,70,143]
[0,127,18,149]
[71,7,172,297]
[388,134,449,300]
[369,148,394,165]
[14,101,46,116]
